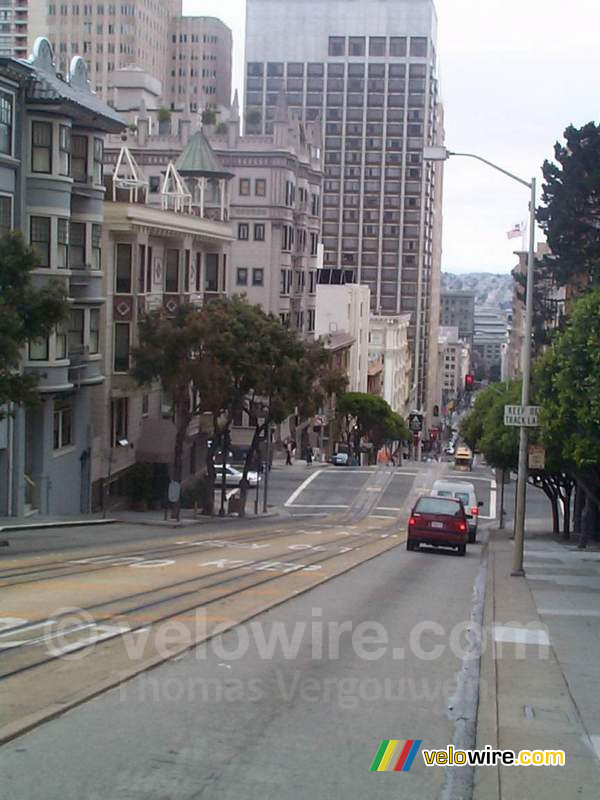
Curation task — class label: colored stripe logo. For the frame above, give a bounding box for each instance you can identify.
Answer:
[370,739,423,772]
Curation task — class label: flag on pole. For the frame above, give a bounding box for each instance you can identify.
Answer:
[507,222,523,239]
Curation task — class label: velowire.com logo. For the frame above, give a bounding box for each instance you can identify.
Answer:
[370,739,423,772]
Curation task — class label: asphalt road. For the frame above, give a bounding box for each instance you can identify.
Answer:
[0,457,554,799]
[0,520,489,800]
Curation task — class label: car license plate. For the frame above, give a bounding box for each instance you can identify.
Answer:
[431,521,443,529]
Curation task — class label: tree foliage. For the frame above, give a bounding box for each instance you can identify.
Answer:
[537,121,600,288]
[132,297,345,516]
[337,392,410,460]
[0,231,68,412]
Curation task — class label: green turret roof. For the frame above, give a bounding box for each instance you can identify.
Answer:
[175,130,233,179]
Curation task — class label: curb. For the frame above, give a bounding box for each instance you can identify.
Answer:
[0,530,405,746]
[111,511,282,528]
[0,519,117,533]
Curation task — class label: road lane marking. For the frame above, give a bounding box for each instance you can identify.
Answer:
[286,503,349,509]
[284,469,323,507]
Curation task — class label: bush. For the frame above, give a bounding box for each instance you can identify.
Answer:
[215,122,228,135]
[202,108,217,126]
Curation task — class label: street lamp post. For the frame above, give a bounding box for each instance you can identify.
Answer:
[424,146,536,576]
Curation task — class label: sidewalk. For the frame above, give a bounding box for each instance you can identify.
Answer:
[475,525,600,798]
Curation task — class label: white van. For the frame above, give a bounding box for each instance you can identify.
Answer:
[431,480,483,542]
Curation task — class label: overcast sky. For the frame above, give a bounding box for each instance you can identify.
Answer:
[184,0,600,273]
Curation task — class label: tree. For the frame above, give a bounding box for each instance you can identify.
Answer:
[131,304,224,518]
[0,231,68,413]
[336,393,408,463]
[533,289,600,542]
[537,121,600,289]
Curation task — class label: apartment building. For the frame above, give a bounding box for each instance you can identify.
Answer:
[437,325,470,407]
[245,0,444,418]
[209,92,323,333]
[315,283,370,392]
[0,1,29,59]
[29,2,231,111]
[0,38,124,517]
[367,314,412,416]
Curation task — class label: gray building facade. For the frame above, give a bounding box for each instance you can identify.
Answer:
[0,38,124,517]
[440,290,475,345]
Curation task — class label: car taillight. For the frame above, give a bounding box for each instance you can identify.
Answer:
[458,522,466,532]
[409,516,416,526]
[471,507,479,516]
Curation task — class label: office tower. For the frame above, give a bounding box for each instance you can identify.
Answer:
[245,0,444,415]
[0,1,30,58]
[29,2,232,112]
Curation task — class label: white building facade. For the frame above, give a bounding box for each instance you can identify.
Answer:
[315,283,370,392]
[368,314,412,415]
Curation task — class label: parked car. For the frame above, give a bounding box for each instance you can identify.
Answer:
[331,452,350,466]
[406,495,468,556]
[212,465,261,487]
[431,479,483,542]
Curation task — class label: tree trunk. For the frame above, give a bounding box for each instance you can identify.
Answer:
[550,494,559,535]
[562,479,573,539]
[573,482,584,538]
[171,412,189,521]
[238,425,263,517]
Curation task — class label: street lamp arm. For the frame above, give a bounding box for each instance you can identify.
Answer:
[447,151,532,189]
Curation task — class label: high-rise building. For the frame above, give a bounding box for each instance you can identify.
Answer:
[440,290,476,345]
[245,0,444,415]
[28,3,232,111]
[0,1,30,59]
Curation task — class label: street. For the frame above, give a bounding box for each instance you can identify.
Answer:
[0,462,586,800]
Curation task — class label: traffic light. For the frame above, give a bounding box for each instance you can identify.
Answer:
[464,374,474,392]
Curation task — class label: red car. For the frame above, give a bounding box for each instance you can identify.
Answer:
[406,495,468,556]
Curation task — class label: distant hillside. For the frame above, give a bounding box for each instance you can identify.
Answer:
[441,272,513,310]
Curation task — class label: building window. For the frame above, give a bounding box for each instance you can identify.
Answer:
[165,249,179,292]
[252,268,264,286]
[149,175,160,193]
[410,37,428,57]
[307,308,315,332]
[69,222,86,268]
[255,178,266,196]
[0,90,12,155]
[0,194,12,234]
[115,243,132,292]
[369,36,386,56]
[89,308,100,354]
[32,121,52,173]
[93,137,103,184]
[328,37,345,56]
[254,223,265,241]
[110,397,128,445]
[349,37,365,56]
[239,178,250,196]
[71,134,88,181]
[28,336,49,361]
[68,308,84,354]
[55,321,67,359]
[91,224,101,269]
[236,267,248,286]
[113,322,130,372]
[238,222,249,240]
[53,399,73,450]
[56,218,69,268]
[390,37,407,57]
[194,251,201,292]
[141,393,149,417]
[59,125,71,176]
[205,253,219,292]
[30,216,50,268]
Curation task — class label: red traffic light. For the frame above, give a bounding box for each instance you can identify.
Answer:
[465,374,474,390]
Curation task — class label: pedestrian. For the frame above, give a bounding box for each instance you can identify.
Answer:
[306,446,313,465]
[285,442,293,466]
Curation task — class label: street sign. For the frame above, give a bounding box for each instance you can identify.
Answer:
[504,405,540,427]
[528,445,546,470]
